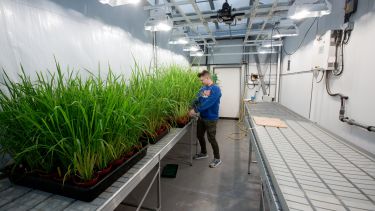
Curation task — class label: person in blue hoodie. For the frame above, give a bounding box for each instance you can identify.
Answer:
[189,70,222,168]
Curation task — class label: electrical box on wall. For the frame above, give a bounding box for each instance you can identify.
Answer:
[312,30,337,71]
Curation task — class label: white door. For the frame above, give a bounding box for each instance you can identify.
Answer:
[214,67,241,118]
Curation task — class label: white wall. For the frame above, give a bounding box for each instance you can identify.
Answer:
[0,0,188,81]
[280,0,375,154]
[279,72,313,119]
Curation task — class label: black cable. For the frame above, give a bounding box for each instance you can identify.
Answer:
[325,70,347,98]
[343,23,353,44]
[323,23,375,132]
[281,17,318,56]
[333,25,352,76]
[333,24,353,76]
[333,41,344,76]
[332,30,345,76]
[247,84,256,89]
[316,70,325,83]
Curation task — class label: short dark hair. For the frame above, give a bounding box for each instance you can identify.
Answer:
[197,70,210,78]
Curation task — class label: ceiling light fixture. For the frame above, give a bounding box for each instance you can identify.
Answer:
[144,8,173,31]
[288,0,332,20]
[169,29,189,45]
[258,47,275,54]
[272,20,299,38]
[183,43,201,52]
[99,0,141,6]
[261,40,283,47]
[190,50,204,57]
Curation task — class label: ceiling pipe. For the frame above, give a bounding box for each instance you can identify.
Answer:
[244,0,260,42]
[188,0,216,43]
[207,43,261,48]
[169,0,209,44]
[208,0,215,10]
[255,0,278,41]
[188,29,273,39]
[193,51,278,57]
[196,39,267,46]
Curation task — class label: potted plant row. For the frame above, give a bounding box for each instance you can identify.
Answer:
[0,62,201,201]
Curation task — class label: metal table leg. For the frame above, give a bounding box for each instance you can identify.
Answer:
[157,155,161,211]
[164,120,195,166]
[121,155,162,211]
[259,182,265,211]
[190,118,198,166]
[247,123,254,174]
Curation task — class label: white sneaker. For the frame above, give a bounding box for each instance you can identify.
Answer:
[209,159,222,168]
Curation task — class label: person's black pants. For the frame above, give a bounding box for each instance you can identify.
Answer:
[197,118,220,159]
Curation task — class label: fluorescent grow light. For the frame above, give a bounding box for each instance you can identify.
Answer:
[258,47,275,54]
[190,50,204,57]
[183,44,200,52]
[272,20,299,38]
[272,29,299,38]
[145,17,173,31]
[288,0,331,20]
[169,29,189,45]
[144,8,173,31]
[99,0,140,6]
[261,40,283,47]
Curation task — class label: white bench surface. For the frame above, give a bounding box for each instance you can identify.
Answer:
[246,102,375,211]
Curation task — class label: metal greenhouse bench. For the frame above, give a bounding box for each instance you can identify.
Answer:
[0,121,196,211]
[245,102,375,211]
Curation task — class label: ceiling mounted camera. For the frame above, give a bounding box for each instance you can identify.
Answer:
[214,0,244,25]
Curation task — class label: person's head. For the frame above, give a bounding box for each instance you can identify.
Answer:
[197,70,213,86]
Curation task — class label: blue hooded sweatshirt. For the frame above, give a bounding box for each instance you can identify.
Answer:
[194,84,222,120]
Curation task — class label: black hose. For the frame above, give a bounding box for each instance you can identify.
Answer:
[325,70,347,99]
[326,71,375,132]
[282,18,318,56]
[316,70,325,83]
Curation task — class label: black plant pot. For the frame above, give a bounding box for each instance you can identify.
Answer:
[141,126,170,145]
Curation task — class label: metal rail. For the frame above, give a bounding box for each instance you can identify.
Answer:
[255,0,278,41]
[245,109,282,211]
[244,0,260,42]
[169,0,209,44]
[188,0,216,43]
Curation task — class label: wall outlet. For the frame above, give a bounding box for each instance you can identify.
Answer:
[262,95,274,102]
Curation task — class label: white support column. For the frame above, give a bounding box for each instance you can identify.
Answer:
[275,46,281,102]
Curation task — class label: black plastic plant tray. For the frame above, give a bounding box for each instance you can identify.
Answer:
[9,146,148,202]
[148,127,170,144]
[175,119,191,128]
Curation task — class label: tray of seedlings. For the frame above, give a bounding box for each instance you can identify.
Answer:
[0,62,201,201]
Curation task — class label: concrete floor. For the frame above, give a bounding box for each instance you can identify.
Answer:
[117,120,262,211]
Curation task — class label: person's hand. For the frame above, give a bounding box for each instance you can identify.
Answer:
[189,109,197,117]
